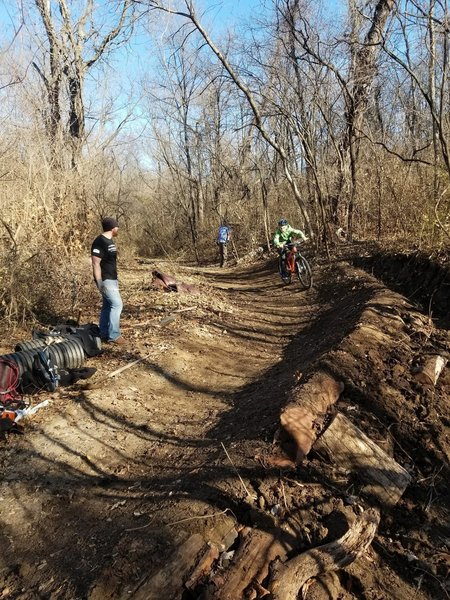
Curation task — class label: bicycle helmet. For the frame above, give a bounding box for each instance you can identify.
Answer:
[278,218,289,226]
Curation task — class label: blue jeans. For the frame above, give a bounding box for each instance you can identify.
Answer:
[99,279,123,341]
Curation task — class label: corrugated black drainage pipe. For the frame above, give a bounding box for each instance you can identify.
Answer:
[15,337,66,352]
[16,333,102,357]
[2,338,85,376]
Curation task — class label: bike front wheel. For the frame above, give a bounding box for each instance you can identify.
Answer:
[295,256,312,289]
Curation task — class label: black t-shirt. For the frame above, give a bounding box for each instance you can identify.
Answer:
[91,235,118,280]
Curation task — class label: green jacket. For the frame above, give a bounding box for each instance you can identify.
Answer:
[273,224,307,248]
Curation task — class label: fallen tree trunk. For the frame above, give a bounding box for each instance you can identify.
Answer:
[206,525,298,599]
[315,412,411,507]
[127,515,237,600]
[269,508,380,600]
[280,371,344,462]
[129,533,206,600]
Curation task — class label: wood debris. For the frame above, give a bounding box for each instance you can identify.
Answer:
[314,412,411,507]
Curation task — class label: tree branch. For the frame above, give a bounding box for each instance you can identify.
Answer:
[85,0,133,68]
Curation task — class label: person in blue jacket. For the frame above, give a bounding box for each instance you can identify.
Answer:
[217,222,232,267]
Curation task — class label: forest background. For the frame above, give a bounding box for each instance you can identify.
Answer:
[0,0,449,324]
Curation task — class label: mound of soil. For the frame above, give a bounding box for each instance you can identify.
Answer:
[0,251,448,599]
[354,248,450,324]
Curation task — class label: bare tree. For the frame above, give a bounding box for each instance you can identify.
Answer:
[276,0,395,239]
[30,0,135,169]
[143,32,211,261]
[142,0,314,237]
[380,0,450,238]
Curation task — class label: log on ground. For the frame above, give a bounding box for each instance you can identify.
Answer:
[205,524,299,600]
[269,508,380,600]
[126,514,237,600]
[280,371,344,462]
[315,412,411,507]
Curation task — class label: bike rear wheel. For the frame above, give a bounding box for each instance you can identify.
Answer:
[295,256,312,289]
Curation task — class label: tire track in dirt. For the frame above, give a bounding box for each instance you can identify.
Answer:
[0,256,445,599]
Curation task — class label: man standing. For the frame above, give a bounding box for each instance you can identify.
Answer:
[91,217,126,345]
[217,221,231,267]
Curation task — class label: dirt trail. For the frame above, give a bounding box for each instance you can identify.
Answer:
[0,255,449,600]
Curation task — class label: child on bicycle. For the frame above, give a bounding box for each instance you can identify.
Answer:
[273,218,308,276]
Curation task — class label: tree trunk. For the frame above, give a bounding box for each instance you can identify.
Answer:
[337,0,396,237]
[269,508,380,600]
[280,371,344,462]
[315,412,412,507]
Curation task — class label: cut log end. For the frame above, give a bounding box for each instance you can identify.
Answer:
[280,372,344,463]
[412,355,447,387]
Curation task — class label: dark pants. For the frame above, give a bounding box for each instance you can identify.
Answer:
[277,247,288,275]
[218,243,228,267]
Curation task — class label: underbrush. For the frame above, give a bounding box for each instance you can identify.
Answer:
[0,247,97,326]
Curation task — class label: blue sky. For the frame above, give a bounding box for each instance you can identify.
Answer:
[0,0,345,150]
[214,0,261,24]
[0,0,267,79]
[0,1,343,36]
[0,1,263,32]
[0,0,346,45]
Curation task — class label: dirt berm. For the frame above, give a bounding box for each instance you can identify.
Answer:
[0,248,449,599]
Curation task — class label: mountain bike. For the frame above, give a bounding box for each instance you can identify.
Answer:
[278,240,313,289]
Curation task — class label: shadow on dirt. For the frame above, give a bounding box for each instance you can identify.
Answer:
[1,257,447,599]
[208,264,376,441]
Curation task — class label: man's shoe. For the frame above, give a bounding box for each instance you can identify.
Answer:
[110,336,127,345]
